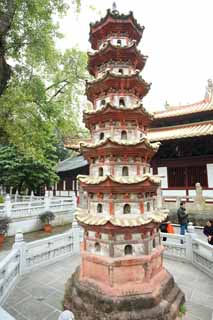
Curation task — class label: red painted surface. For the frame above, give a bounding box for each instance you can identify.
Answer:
[80,247,165,296]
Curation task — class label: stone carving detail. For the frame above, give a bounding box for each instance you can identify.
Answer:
[204,79,213,100]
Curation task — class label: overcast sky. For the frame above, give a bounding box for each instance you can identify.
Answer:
[58,0,213,111]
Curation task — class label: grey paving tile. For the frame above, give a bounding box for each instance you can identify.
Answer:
[44,291,64,311]
[49,276,67,293]
[3,288,30,307]
[44,310,61,320]
[2,305,28,320]
[15,296,55,320]
[24,284,57,300]
[186,302,213,320]
[190,291,213,310]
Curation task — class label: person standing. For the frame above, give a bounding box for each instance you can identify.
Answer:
[203,220,213,245]
[177,202,188,235]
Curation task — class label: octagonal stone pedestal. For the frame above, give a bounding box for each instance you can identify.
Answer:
[64,265,185,320]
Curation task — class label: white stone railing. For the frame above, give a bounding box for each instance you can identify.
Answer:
[0,248,21,305]
[0,194,76,219]
[0,223,81,305]
[161,229,213,278]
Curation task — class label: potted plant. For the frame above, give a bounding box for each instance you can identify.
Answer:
[0,216,10,247]
[39,211,55,233]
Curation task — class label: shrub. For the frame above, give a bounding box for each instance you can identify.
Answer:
[0,216,11,235]
[39,211,55,224]
[0,195,4,203]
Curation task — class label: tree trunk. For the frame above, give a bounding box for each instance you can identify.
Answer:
[0,0,16,96]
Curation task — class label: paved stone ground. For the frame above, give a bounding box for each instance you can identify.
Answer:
[2,256,213,320]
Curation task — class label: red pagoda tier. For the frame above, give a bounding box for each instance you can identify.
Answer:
[83,102,153,129]
[64,4,185,320]
[88,41,147,76]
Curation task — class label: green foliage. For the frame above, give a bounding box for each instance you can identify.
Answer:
[178,304,186,317]
[0,196,4,204]
[0,145,59,193]
[0,0,88,192]
[39,211,55,224]
[0,217,11,235]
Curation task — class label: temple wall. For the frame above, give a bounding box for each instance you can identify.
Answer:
[207,163,213,187]
[157,167,168,188]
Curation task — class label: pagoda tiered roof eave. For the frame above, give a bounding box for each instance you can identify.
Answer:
[76,207,168,227]
[84,103,153,120]
[86,71,151,102]
[80,137,160,152]
[88,41,147,76]
[78,173,161,186]
[89,9,144,50]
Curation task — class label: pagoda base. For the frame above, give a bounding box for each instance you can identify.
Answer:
[64,267,185,320]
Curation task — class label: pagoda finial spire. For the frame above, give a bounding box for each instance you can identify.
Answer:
[112,2,118,14]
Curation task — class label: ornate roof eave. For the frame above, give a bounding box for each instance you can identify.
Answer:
[153,97,213,119]
[77,173,161,186]
[80,137,160,152]
[148,120,213,142]
[89,10,144,49]
[75,207,168,227]
[87,41,147,75]
[83,103,153,120]
[86,70,151,102]
[90,9,144,33]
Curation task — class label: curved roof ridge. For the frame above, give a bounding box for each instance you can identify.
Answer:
[86,69,150,87]
[88,40,146,57]
[154,97,213,119]
[80,136,160,151]
[77,173,161,185]
[83,102,153,118]
[90,9,144,33]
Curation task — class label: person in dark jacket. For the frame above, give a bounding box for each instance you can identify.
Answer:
[177,202,188,235]
[203,220,213,245]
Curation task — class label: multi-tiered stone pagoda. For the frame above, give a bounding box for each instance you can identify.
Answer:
[64,4,185,320]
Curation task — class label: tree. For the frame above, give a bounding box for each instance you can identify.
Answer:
[0,0,89,192]
[0,144,59,194]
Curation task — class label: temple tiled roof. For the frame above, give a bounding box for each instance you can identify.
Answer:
[154,98,213,119]
[78,173,161,185]
[76,207,168,227]
[148,120,213,141]
[57,156,88,173]
[80,137,160,151]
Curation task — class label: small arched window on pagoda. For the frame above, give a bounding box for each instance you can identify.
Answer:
[123,204,131,214]
[100,99,106,107]
[124,244,133,255]
[117,39,121,46]
[95,242,101,252]
[100,132,104,140]
[99,167,104,176]
[147,202,150,212]
[121,130,127,140]
[118,68,123,75]
[119,98,125,107]
[97,203,103,213]
[122,166,129,176]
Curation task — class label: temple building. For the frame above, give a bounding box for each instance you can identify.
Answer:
[64,5,184,319]
[150,80,213,199]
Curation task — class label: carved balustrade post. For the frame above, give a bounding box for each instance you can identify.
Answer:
[12,231,26,275]
[4,194,12,217]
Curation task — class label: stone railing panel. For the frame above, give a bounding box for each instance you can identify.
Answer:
[0,248,20,304]
[24,230,75,272]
